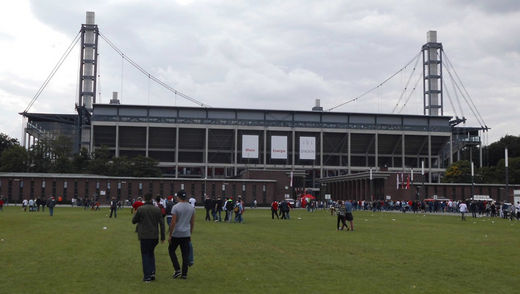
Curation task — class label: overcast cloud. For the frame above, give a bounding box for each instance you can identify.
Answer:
[0,0,519,145]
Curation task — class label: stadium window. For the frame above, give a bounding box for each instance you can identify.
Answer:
[211,184,216,197]
[128,182,133,199]
[52,181,56,196]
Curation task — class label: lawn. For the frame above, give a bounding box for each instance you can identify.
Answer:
[1,206,519,294]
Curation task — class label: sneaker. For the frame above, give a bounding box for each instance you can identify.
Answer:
[172,271,181,279]
[143,278,152,283]
[150,274,155,281]
[180,276,187,279]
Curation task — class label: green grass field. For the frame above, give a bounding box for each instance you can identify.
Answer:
[1,206,519,294]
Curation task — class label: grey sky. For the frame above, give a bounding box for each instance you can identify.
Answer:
[0,0,519,145]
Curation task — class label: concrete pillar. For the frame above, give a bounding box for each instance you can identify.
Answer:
[320,131,323,177]
[175,127,179,178]
[375,132,378,169]
[145,126,149,157]
[263,129,267,167]
[205,128,208,178]
[428,134,432,183]
[401,134,405,168]
[234,128,238,176]
[115,124,119,157]
[347,132,351,174]
[292,130,295,170]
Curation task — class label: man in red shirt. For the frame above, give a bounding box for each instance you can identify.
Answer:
[271,200,279,219]
[132,197,144,214]
[0,197,4,211]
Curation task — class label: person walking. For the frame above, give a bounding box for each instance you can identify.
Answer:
[271,200,279,219]
[0,197,4,211]
[234,197,244,223]
[336,201,348,230]
[109,197,118,218]
[46,197,56,216]
[345,200,354,231]
[168,190,195,279]
[459,201,468,221]
[132,193,165,282]
[204,195,212,221]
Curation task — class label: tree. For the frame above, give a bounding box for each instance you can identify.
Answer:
[485,135,520,166]
[0,133,20,162]
[28,140,52,172]
[0,145,29,172]
[131,156,161,177]
[72,148,91,173]
[442,160,472,183]
[87,146,111,175]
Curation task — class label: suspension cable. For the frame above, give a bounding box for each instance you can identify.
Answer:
[392,53,421,113]
[397,71,422,113]
[99,32,210,108]
[328,51,421,111]
[23,30,81,113]
[443,50,487,128]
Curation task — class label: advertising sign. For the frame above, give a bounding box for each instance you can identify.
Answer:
[271,136,288,159]
[299,136,315,160]
[242,135,259,158]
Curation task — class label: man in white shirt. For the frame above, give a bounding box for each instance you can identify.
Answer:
[188,196,196,208]
[459,201,468,221]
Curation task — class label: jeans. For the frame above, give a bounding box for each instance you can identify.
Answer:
[140,239,158,279]
[109,207,117,218]
[235,213,242,223]
[217,210,222,221]
[166,215,172,227]
[169,237,190,276]
[49,207,54,216]
[188,241,194,264]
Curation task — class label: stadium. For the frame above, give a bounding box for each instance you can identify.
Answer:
[6,12,515,205]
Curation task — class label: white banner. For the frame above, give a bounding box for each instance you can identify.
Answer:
[299,136,315,160]
[271,136,287,159]
[242,135,259,158]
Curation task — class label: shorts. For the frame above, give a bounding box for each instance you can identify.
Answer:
[345,212,353,221]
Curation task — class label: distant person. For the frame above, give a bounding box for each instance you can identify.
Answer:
[46,196,56,216]
[516,202,520,220]
[0,197,4,211]
[459,201,468,221]
[345,200,354,231]
[234,198,244,223]
[188,195,196,208]
[336,200,348,230]
[225,198,234,222]
[132,197,144,214]
[168,190,195,279]
[109,197,118,218]
[271,200,279,219]
[165,196,175,226]
[132,193,165,283]
[22,199,28,212]
[204,195,212,221]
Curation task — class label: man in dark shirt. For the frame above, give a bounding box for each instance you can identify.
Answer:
[132,193,165,282]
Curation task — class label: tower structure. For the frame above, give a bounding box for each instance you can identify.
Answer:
[76,11,98,152]
[422,31,443,116]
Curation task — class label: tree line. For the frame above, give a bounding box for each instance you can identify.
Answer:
[0,133,161,177]
[443,135,520,184]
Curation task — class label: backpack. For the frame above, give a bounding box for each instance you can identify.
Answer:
[165,200,174,216]
[158,204,166,217]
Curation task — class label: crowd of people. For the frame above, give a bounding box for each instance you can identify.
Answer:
[203,196,246,223]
